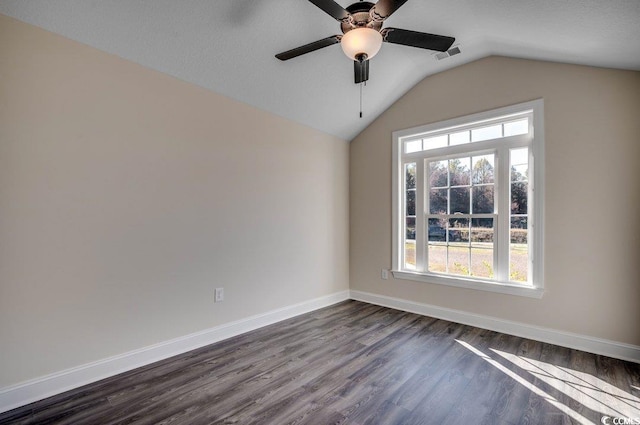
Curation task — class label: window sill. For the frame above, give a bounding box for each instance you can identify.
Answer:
[391,270,544,299]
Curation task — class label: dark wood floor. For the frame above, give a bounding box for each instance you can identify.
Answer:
[2,301,639,425]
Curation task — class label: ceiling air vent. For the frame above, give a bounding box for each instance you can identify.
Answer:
[435,46,461,61]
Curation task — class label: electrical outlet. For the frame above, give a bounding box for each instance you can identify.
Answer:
[214,287,224,303]
[381,269,389,280]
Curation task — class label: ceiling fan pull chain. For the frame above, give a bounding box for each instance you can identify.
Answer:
[359,82,363,118]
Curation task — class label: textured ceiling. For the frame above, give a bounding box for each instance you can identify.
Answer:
[1,0,639,141]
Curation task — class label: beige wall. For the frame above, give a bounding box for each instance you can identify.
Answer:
[351,56,640,346]
[0,15,349,387]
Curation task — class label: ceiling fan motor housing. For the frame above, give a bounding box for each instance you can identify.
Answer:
[341,2,382,34]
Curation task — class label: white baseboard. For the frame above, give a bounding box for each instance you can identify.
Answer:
[0,290,350,414]
[349,290,640,364]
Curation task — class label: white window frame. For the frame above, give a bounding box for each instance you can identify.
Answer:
[391,99,545,298]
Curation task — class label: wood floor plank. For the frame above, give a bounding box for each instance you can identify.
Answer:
[1,300,639,425]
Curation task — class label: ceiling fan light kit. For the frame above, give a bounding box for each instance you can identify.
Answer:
[276,0,455,116]
[341,27,383,61]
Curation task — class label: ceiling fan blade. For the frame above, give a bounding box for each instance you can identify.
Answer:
[370,0,409,21]
[308,0,351,22]
[275,35,341,61]
[354,59,370,84]
[383,28,454,52]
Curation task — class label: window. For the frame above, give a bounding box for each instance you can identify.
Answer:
[392,100,544,298]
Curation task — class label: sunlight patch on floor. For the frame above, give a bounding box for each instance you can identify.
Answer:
[456,339,594,425]
[492,349,640,419]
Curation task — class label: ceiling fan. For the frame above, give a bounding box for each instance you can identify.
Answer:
[275,0,455,84]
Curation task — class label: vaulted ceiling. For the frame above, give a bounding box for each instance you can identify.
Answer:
[1,0,639,140]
